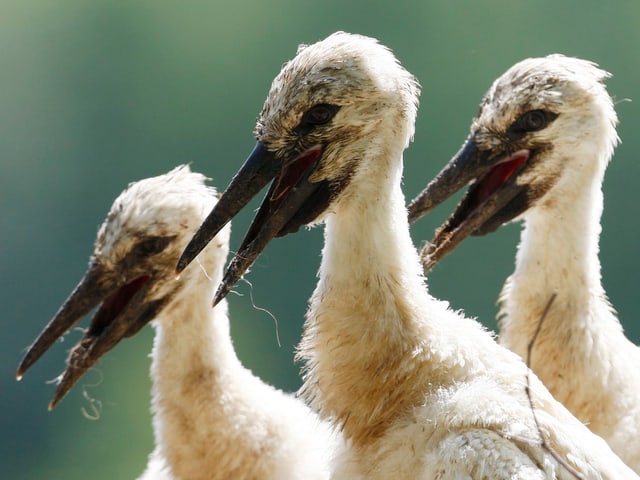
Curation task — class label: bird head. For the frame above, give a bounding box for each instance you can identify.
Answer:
[408,54,618,270]
[177,31,420,303]
[17,166,230,409]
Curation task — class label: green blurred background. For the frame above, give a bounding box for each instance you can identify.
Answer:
[3,1,639,478]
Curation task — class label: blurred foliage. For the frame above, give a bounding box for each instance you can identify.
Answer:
[2,1,639,478]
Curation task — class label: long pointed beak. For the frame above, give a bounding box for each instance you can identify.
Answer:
[176,142,280,273]
[17,260,163,409]
[214,160,325,305]
[408,138,530,272]
[47,282,163,410]
[16,262,113,380]
[407,139,487,223]
[179,141,329,306]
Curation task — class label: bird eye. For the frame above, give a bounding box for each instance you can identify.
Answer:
[134,236,175,257]
[514,109,558,133]
[297,104,340,131]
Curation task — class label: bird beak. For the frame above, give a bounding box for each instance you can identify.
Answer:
[178,141,330,305]
[176,142,281,274]
[408,137,530,272]
[17,261,165,409]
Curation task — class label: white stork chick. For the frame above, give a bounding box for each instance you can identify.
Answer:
[16,166,338,480]
[176,33,638,479]
[408,55,640,470]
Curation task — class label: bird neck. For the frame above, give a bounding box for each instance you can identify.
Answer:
[520,173,604,291]
[148,271,260,479]
[298,142,478,447]
[153,275,240,378]
[498,148,622,398]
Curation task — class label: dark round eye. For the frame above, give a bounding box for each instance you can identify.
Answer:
[134,236,175,257]
[515,109,558,133]
[298,104,340,130]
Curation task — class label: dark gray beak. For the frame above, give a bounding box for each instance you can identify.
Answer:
[178,141,333,306]
[408,138,530,272]
[176,143,281,274]
[17,261,165,409]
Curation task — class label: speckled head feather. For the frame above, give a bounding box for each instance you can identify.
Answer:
[177,32,420,301]
[256,31,420,174]
[408,54,620,271]
[16,165,230,407]
[473,54,618,158]
[96,165,225,272]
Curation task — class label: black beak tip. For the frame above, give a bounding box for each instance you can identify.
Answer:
[47,367,82,410]
[16,360,26,380]
[176,244,198,273]
[177,224,215,274]
[49,386,68,410]
[48,393,65,411]
[16,353,35,381]
[212,278,231,308]
[175,255,189,274]
[212,289,226,308]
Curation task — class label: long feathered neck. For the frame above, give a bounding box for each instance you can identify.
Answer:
[148,266,259,479]
[298,134,477,447]
[498,142,623,399]
[512,169,605,305]
[152,269,242,391]
[497,116,640,468]
[146,259,339,480]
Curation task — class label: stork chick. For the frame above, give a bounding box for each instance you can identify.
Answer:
[177,33,638,479]
[408,55,640,470]
[17,166,338,480]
